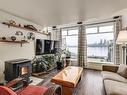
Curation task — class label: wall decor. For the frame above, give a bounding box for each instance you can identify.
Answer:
[27,32,35,40]
[11,36,16,41]
[18,24,21,27]
[21,36,26,41]
[24,25,38,31]
[15,31,23,36]
[2,37,6,40]
[9,20,16,25]
[2,21,50,35]
[15,31,24,41]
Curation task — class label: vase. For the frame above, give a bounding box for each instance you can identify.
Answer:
[56,61,64,70]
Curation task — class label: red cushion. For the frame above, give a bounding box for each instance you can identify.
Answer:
[18,85,48,95]
[0,86,17,95]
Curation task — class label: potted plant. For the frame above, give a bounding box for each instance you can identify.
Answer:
[32,57,48,73]
[55,49,66,70]
[65,49,71,59]
[65,49,71,67]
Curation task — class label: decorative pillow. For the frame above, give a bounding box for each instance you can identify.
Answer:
[117,64,127,79]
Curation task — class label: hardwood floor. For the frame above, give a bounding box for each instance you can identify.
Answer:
[73,70,106,95]
[38,69,106,95]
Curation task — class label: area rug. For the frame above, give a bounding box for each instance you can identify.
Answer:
[29,76,44,85]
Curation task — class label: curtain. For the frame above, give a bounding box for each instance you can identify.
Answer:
[78,25,87,67]
[58,28,62,49]
[114,16,122,64]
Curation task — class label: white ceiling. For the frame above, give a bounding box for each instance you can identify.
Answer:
[0,0,127,26]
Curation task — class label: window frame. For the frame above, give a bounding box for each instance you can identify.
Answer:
[61,27,79,59]
[86,24,114,63]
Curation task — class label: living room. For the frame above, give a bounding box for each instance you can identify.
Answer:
[0,0,127,95]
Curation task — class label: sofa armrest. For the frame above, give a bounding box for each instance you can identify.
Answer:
[102,64,119,73]
[44,84,62,95]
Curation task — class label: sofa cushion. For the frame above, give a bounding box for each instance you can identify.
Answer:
[18,85,48,95]
[0,86,17,95]
[104,80,127,95]
[101,71,127,83]
[117,64,127,79]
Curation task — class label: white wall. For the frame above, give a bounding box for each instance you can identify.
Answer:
[111,8,127,27]
[0,10,58,81]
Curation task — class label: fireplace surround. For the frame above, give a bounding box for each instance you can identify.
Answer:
[5,59,32,82]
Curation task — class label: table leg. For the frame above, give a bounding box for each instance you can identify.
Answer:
[62,86,73,95]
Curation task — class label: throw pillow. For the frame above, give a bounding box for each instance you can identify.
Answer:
[117,64,127,79]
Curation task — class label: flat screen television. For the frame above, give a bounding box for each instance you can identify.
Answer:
[50,41,59,54]
[36,39,45,55]
[53,41,59,53]
[36,39,59,55]
[44,40,52,54]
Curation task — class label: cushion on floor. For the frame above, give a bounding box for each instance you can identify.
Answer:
[104,80,127,95]
[101,71,127,83]
[18,85,48,95]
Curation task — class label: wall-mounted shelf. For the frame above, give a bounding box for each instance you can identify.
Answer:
[0,40,29,47]
[2,22,50,36]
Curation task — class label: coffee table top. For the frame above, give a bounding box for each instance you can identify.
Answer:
[51,66,83,88]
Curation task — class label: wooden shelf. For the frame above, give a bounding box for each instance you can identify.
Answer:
[2,22,50,36]
[0,40,28,43]
[0,40,29,46]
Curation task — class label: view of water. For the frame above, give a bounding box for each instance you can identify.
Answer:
[68,47,108,58]
[87,47,108,57]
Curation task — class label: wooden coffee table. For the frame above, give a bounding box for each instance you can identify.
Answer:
[51,66,83,95]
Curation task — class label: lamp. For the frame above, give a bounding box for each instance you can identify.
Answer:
[116,29,127,65]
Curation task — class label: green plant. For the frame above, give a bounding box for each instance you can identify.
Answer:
[65,49,71,58]
[41,55,55,64]
[32,57,48,73]
[41,55,55,69]
[55,49,66,62]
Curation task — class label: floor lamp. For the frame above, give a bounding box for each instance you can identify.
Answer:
[116,29,127,65]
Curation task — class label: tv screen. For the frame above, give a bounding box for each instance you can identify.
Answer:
[36,39,44,55]
[52,41,59,53]
[36,39,59,55]
[44,40,51,54]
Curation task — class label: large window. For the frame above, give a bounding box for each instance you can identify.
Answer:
[61,23,114,63]
[86,24,114,63]
[62,28,78,59]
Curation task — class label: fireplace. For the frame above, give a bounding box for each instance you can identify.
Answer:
[5,59,32,82]
[20,66,28,75]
